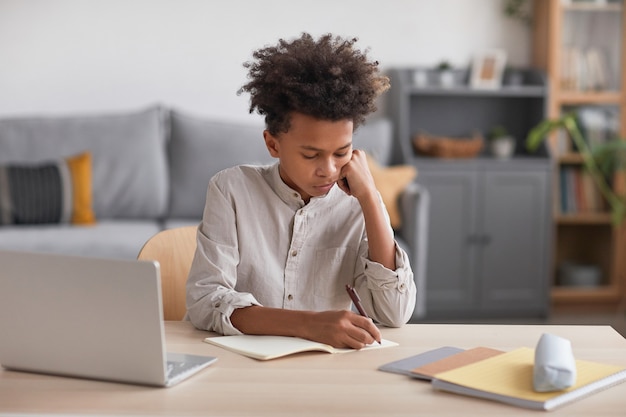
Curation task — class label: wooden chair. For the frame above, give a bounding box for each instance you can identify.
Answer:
[137,226,197,321]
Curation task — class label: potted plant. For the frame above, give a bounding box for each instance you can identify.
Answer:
[503,0,531,26]
[435,60,455,88]
[488,125,516,159]
[526,112,626,225]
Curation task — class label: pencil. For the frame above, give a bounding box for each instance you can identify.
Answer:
[345,284,381,344]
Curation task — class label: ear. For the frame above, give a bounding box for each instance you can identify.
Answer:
[264,130,280,158]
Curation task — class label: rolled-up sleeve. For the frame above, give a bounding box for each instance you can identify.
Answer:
[356,240,416,328]
[186,177,261,335]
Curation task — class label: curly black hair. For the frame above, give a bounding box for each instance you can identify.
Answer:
[238,33,390,136]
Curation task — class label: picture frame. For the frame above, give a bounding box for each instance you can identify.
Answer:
[470,49,507,89]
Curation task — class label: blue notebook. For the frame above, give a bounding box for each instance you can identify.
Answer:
[378,346,464,379]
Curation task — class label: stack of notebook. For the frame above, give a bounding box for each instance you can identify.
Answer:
[378,345,626,411]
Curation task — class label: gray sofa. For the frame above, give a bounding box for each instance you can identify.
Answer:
[0,106,429,317]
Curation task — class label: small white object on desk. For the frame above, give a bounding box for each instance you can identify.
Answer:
[533,333,577,392]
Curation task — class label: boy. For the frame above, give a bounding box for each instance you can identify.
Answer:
[186,33,416,349]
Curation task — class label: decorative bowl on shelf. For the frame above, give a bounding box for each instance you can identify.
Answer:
[412,132,484,159]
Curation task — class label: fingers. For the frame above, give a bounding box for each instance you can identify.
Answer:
[343,314,382,349]
[336,176,351,195]
[337,150,376,200]
[307,310,382,349]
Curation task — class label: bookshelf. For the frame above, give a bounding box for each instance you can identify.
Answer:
[532,0,626,308]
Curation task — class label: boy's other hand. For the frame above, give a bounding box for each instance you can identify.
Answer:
[336,149,377,202]
[304,309,382,349]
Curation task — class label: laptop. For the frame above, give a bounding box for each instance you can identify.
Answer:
[0,250,217,387]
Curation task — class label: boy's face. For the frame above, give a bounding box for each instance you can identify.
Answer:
[264,112,353,203]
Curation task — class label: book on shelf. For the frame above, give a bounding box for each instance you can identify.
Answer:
[552,106,617,157]
[559,165,606,214]
[577,106,618,149]
[431,347,626,411]
[585,48,609,91]
[554,127,573,156]
[573,168,587,212]
[560,47,610,92]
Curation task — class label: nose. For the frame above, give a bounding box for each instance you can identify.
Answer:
[315,157,338,178]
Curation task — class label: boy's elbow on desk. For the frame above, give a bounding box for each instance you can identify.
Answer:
[372,294,417,328]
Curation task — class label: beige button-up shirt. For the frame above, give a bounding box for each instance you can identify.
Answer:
[186,163,416,335]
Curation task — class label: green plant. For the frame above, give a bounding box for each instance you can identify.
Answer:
[488,125,510,141]
[526,112,626,225]
[435,61,452,71]
[503,0,531,26]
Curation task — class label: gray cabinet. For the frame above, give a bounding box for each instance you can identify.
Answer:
[416,159,551,318]
[386,67,553,318]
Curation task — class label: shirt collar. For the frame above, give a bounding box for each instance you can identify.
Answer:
[268,163,339,210]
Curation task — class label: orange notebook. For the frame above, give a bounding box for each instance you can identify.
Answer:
[411,347,504,380]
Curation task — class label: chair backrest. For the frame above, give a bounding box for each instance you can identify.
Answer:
[137,226,197,320]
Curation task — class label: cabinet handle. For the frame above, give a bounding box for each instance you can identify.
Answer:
[467,235,480,245]
[467,235,492,245]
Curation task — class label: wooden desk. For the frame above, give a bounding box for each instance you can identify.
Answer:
[1,322,625,416]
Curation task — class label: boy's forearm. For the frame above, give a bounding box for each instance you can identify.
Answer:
[358,192,396,270]
[230,305,382,348]
[231,305,313,338]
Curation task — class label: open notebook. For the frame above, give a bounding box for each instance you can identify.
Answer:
[204,334,397,360]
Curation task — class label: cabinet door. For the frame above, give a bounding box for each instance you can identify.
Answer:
[479,170,550,315]
[418,170,479,315]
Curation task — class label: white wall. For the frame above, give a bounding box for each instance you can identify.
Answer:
[0,0,531,121]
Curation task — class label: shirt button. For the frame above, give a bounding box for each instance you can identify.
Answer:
[291,250,297,257]
[287,294,293,301]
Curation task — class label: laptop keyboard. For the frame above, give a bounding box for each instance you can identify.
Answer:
[166,360,204,380]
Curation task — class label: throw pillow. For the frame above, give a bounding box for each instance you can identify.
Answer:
[0,152,96,225]
[366,153,417,229]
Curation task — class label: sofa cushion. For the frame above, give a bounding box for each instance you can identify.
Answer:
[168,109,274,219]
[366,154,417,229]
[355,118,418,228]
[0,107,169,220]
[0,152,95,225]
[0,220,162,260]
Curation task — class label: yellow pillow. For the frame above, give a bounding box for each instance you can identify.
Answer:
[366,154,417,229]
[66,152,96,225]
[0,152,96,226]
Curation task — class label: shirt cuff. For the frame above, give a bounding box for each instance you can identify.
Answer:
[216,292,262,336]
[363,242,412,293]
